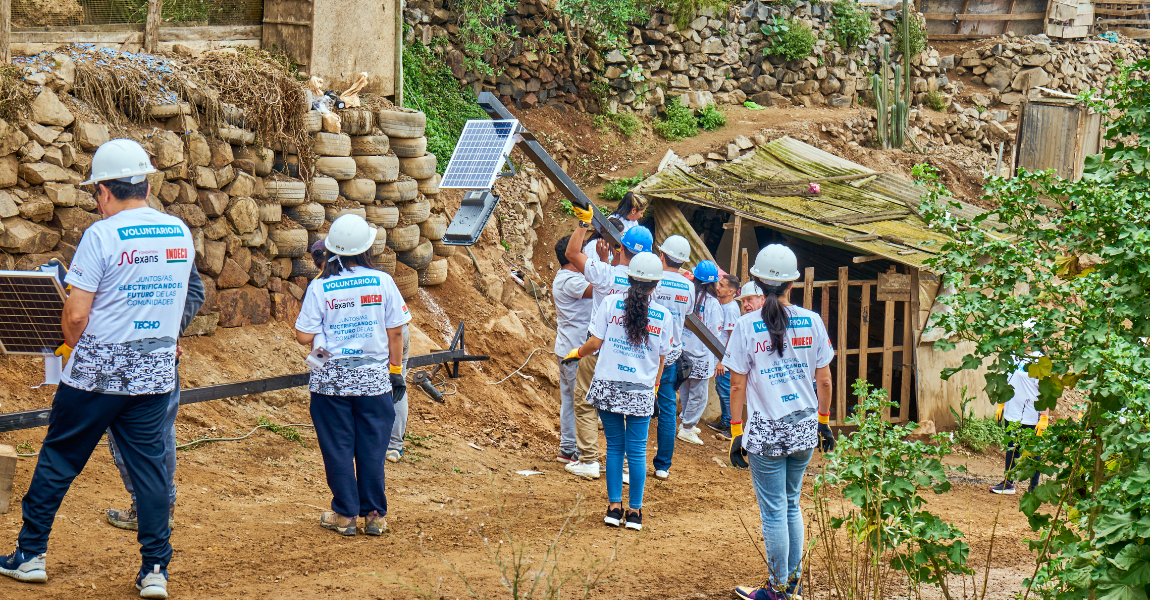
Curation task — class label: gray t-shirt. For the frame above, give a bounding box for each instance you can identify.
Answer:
[552,268,593,356]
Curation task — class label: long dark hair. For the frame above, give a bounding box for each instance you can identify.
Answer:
[613,192,645,221]
[755,277,793,357]
[623,277,658,347]
[320,251,376,279]
[694,281,717,316]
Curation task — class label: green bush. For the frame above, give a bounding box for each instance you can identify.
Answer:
[696,103,726,130]
[653,97,698,141]
[762,17,817,62]
[402,42,490,173]
[450,0,519,76]
[595,110,643,137]
[663,0,733,30]
[894,12,929,57]
[831,0,875,51]
[558,199,612,216]
[925,90,946,111]
[599,173,646,202]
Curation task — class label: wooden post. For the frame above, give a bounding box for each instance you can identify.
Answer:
[394,0,405,106]
[881,298,896,420]
[143,0,162,53]
[0,0,10,65]
[0,444,15,513]
[802,267,814,310]
[820,282,830,330]
[858,282,871,402]
[740,248,749,284]
[728,215,742,276]
[836,267,849,424]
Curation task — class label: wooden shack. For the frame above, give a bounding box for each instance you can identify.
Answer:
[1013,97,1104,180]
[640,137,1003,429]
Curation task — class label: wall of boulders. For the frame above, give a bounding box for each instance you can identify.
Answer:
[1,58,451,337]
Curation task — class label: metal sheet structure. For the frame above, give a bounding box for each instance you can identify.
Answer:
[0,271,66,355]
[440,119,520,190]
[1013,98,1104,181]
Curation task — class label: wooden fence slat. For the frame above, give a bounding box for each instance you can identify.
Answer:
[820,282,830,330]
[144,0,161,52]
[802,267,814,310]
[858,282,871,402]
[0,0,9,65]
[729,215,742,275]
[740,248,749,283]
[901,298,913,422]
[881,299,896,420]
[924,11,1044,19]
[837,266,848,424]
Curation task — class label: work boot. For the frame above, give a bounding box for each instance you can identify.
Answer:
[364,511,388,536]
[320,511,356,536]
[107,504,176,531]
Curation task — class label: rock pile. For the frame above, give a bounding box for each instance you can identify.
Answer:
[822,109,1016,155]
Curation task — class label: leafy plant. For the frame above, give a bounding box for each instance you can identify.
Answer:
[925,90,946,111]
[447,0,519,77]
[257,416,303,444]
[403,41,490,173]
[744,100,766,110]
[831,0,875,51]
[555,0,650,78]
[916,56,1150,600]
[653,96,698,141]
[811,380,971,600]
[762,16,817,62]
[595,111,642,137]
[696,103,726,130]
[894,11,929,57]
[600,173,646,202]
[949,387,1002,452]
[663,0,733,30]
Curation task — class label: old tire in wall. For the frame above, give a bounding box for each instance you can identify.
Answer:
[397,198,431,224]
[339,178,376,203]
[365,204,399,228]
[314,156,357,180]
[386,223,420,252]
[376,109,426,139]
[312,132,351,157]
[375,179,418,202]
[338,109,374,135]
[431,238,457,258]
[350,135,390,156]
[416,173,440,196]
[287,202,325,230]
[418,258,448,286]
[396,237,433,271]
[390,136,427,158]
[291,257,320,278]
[393,262,418,299]
[309,177,339,203]
[419,214,447,241]
[354,155,399,183]
[370,228,388,256]
[271,228,308,257]
[324,205,367,222]
[258,202,282,223]
[398,154,436,180]
[376,247,397,274]
[265,180,306,206]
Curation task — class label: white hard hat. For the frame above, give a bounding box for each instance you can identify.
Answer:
[626,252,665,282]
[734,281,763,300]
[325,214,377,256]
[750,244,800,283]
[658,235,691,264]
[80,139,157,185]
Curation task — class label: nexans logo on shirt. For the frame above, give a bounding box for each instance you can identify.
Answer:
[117,250,159,266]
[326,297,356,310]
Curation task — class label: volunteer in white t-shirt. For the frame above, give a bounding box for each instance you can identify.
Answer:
[651,235,695,480]
[295,214,411,538]
[562,205,652,480]
[610,191,648,233]
[563,252,670,531]
[676,260,724,446]
[551,234,593,465]
[707,273,743,439]
[1,140,193,599]
[724,245,835,600]
[990,355,1049,495]
[735,281,765,315]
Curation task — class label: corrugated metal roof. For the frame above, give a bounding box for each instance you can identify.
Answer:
[639,136,994,271]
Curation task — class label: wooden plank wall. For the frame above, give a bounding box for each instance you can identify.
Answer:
[923,0,1049,39]
[311,0,397,95]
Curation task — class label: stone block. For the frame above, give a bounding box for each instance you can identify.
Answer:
[223,171,256,198]
[74,121,109,151]
[217,258,250,288]
[23,122,60,145]
[197,190,229,218]
[20,162,79,185]
[208,138,234,169]
[0,444,16,514]
[215,164,236,189]
[226,197,259,234]
[215,286,270,327]
[182,313,219,337]
[154,131,184,169]
[249,254,271,287]
[19,198,54,222]
[271,292,302,324]
[0,121,28,157]
[0,217,60,253]
[0,191,17,218]
[198,275,216,315]
[159,181,179,205]
[195,239,226,276]
[192,165,218,189]
[29,89,74,127]
[167,203,207,228]
[184,132,210,168]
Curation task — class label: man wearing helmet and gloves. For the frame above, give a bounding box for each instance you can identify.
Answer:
[0,140,195,599]
[295,214,411,538]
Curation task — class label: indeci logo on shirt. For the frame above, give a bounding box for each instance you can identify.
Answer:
[792,336,813,349]
[361,294,382,306]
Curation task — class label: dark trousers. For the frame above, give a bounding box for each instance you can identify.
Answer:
[310,391,396,518]
[1004,421,1042,490]
[19,384,171,575]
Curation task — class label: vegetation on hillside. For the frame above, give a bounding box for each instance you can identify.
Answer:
[402,41,489,173]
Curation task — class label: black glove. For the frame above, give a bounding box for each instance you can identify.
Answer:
[728,422,748,469]
[674,356,692,389]
[817,422,835,452]
[390,372,407,404]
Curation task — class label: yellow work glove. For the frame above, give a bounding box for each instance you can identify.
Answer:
[55,342,72,362]
[571,205,594,224]
[995,403,1005,424]
[1036,414,1049,435]
[728,421,748,469]
[561,347,582,365]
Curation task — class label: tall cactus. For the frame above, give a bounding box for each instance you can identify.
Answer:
[871,0,914,149]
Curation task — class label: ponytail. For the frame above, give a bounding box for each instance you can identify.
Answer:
[623,278,658,347]
[694,281,717,317]
[755,277,793,357]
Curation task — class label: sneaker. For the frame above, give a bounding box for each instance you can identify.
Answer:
[320,511,357,536]
[565,461,600,480]
[990,481,1016,495]
[654,469,669,480]
[107,505,176,531]
[691,425,702,434]
[622,471,630,485]
[385,449,401,463]
[364,511,387,536]
[735,585,789,600]
[624,509,643,530]
[0,547,46,583]
[136,565,168,599]
[677,426,704,445]
[556,449,579,464]
[604,506,623,527]
[706,421,732,439]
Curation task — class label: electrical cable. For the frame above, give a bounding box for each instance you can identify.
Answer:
[488,347,547,385]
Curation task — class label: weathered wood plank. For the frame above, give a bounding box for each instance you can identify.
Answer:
[837,266,848,424]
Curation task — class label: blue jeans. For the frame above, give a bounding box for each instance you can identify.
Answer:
[652,360,678,472]
[716,371,731,426]
[311,391,396,518]
[108,372,180,507]
[598,410,650,510]
[20,384,172,577]
[749,447,815,589]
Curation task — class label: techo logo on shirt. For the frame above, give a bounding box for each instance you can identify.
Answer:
[781,393,799,403]
[117,250,159,266]
[792,336,813,349]
[326,297,356,310]
[323,276,380,292]
[341,348,363,355]
[618,364,636,373]
[360,294,382,306]
[165,248,188,263]
[117,225,185,240]
[134,320,161,330]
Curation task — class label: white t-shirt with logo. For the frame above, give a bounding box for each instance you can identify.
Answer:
[296,266,411,396]
[682,293,724,379]
[1003,357,1041,425]
[63,207,195,395]
[653,270,695,363]
[721,305,834,457]
[719,300,741,346]
[585,293,671,416]
[552,268,592,356]
[583,239,611,266]
[584,260,631,308]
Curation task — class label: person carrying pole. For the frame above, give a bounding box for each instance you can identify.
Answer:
[294,215,410,537]
[551,234,593,465]
[707,273,742,439]
[650,235,695,481]
[724,245,835,600]
[562,204,652,480]
[563,252,670,531]
[676,260,724,446]
[0,140,195,599]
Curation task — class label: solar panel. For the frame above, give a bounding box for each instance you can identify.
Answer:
[440,119,519,190]
[0,271,66,355]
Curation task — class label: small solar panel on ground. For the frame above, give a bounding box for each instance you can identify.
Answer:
[0,271,65,355]
[441,119,520,190]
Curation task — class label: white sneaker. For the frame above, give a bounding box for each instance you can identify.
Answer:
[565,461,600,480]
[385,450,401,463]
[136,565,168,599]
[655,469,670,480]
[691,425,702,434]
[622,472,630,485]
[677,427,704,445]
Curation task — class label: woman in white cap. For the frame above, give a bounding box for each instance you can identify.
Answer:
[723,245,835,600]
[563,252,671,531]
[295,214,411,537]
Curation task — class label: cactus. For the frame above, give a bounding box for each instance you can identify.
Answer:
[870,0,913,150]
